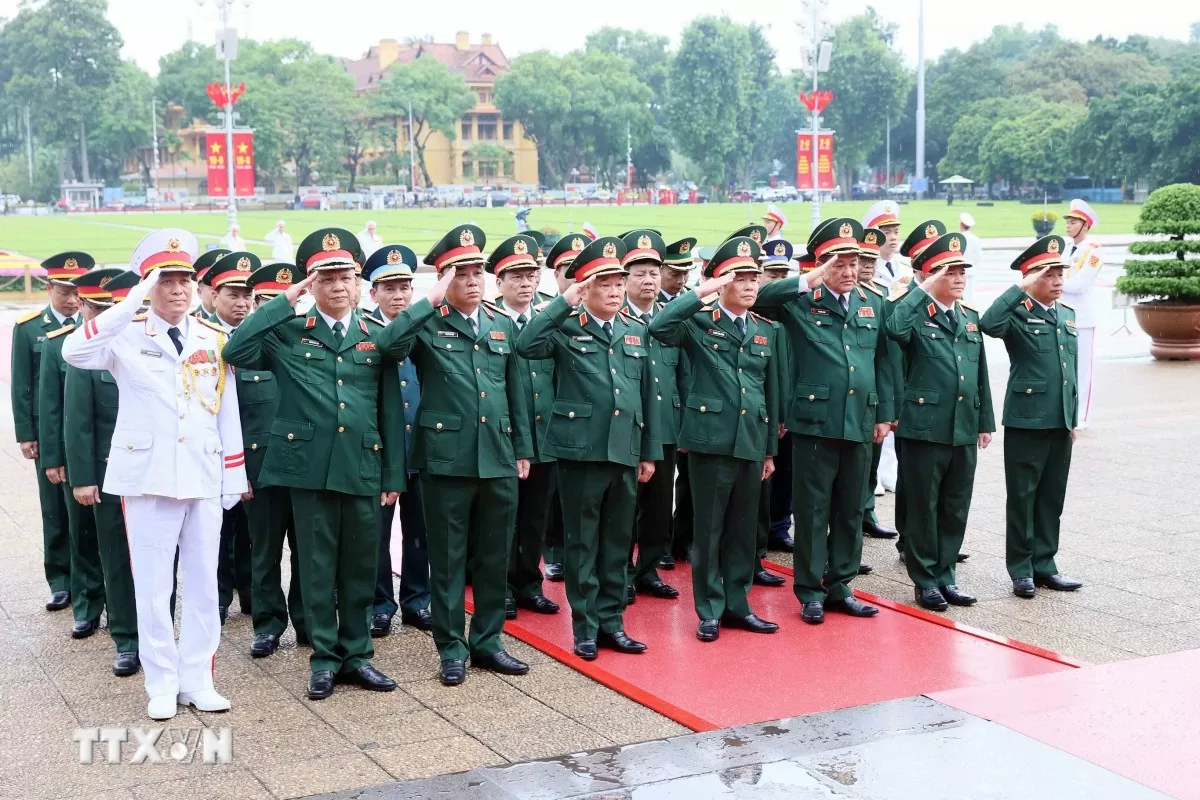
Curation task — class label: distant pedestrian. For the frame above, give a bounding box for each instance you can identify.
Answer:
[264,220,294,262]
[220,224,246,252]
[959,213,983,303]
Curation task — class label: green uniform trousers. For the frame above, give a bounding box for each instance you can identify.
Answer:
[246,484,305,639]
[217,505,252,615]
[556,460,637,642]
[630,445,676,590]
[894,438,908,554]
[672,451,694,559]
[1004,428,1072,580]
[64,485,104,624]
[689,453,761,621]
[542,475,565,565]
[290,490,379,674]
[36,446,71,593]
[864,442,882,513]
[508,462,554,601]
[898,440,977,589]
[94,483,137,652]
[791,434,871,604]
[423,474,516,662]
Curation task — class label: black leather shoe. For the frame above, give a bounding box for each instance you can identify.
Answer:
[801,601,824,624]
[250,633,280,657]
[439,659,466,686]
[940,585,978,606]
[504,597,517,620]
[696,619,720,642]
[338,663,396,692]
[46,590,70,611]
[545,562,565,582]
[637,580,680,599]
[239,599,252,615]
[1035,574,1083,592]
[370,613,392,638]
[827,596,880,617]
[863,513,898,539]
[219,606,228,626]
[597,630,647,654]
[71,619,99,639]
[112,651,140,677]
[673,549,692,564]
[768,535,795,553]
[957,552,970,563]
[401,608,434,631]
[657,554,676,570]
[625,585,636,606]
[753,570,786,587]
[722,613,779,633]
[515,595,560,614]
[916,587,949,612]
[472,650,530,675]
[307,670,335,700]
[573,640,597,661]
[295,630,310,646]
[1012,578,1036,598]
[898,551,907,564]
[859,564,874,575]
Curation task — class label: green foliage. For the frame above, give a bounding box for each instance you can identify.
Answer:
[1119,184,1200,302]
[1032,210,1059,222]
[1134,183,1200,235]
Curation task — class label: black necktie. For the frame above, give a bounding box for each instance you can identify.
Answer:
[839,294,849,312]
[641,312,651,324]
[1048,305,1058,322]
[516,313,528,329]
[167,326,184,355]
[946,308,957,328]
[602,321,613,338]
[332,320,345,344]
[64,316,76,328]
[468,316,479,335]
[734,317,746,338]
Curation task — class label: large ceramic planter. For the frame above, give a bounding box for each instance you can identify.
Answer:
[1032,220,1055,237]
[1132,302,1200,360]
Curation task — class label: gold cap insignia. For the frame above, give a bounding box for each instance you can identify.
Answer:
[514,238,529,255]
[322,233,340,251]
[602,242,618,259]
[949,237,962,252]
[460,228,475,247]
[925,224,937,239]
[737,241,752,258]
[750,230,762,243]
[1048,239,1060,254]
[865,232,878,245]
[98,276,111,287]
[386,249,403,264]
[167,238,181,252]
[237,257,252,270]
[571,237,585,252]
[637,234,652,250]
[774,242,787,256]
[679,241,691,254]
[275,268,293,285]
[839,222,853,238]
[64,257,79,270]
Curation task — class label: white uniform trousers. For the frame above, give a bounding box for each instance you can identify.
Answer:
[123,495,222,699]
[1077,327,1095,427]
[879,432,898,491]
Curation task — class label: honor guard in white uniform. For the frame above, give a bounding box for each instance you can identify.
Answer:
[863,201,913,299]
[62,229,248,721]
[958,213,984,303]
[1062,199,1104,428]
[763,204,788,242]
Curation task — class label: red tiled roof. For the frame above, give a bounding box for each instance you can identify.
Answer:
[343,40,511,93]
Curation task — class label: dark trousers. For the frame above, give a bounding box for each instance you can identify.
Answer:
[671,451,694,558]
[895,438,908,554]
[94,481,137,652]
[64,484,105,623]
[217,504,252,615]
[543,475,565,565]
[246,483,305,639]
[290,490,380,674]
[690,453,761,620]
[791,434,871,604]
[557,460,637,642]
[899,439,977,589]
[1004,428,1072,580]
[35,444,71,593]
[768,439,794,541]
[864,442,883,514]
[508,462,554,600]
[423,474,516,662]
[630,445,676,588]
[374,475,431,618]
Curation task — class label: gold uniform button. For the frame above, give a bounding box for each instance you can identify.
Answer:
[1060,345,1064,351]
[476,368,481,374]
[337,356,343,362]
[958,396,963,401]
[844,324,849,329]
[614,388,620,395]
[305,352,311,359]
[287,433,295,440]
[741,387,746,393]
[474,345,480,351]
[126,444,133,451]
[845,345,851,350]
[337,379,343,386]
[1026,389,1033,395]
[535,415,542,422]
[366,358,373,364]
[738,368,743,374]
[957,355,962,361]
[401,380,407,387]
[849,389,855,395]
[700,405,707,413]
[1063,362,1067,369]
[480,391,487,398]
[531,372,537,378]
[651,360,656,366]
[954,338,959,343]
[611,368,617,374]
[534,393,540,399]
[918,397,925,404]
[338,426,344,433]
[446,344,453,350]
[1064,380,1068,385]
[613,410,620,416]
[436,423,444,430]
[849,366,855,372]
[808,394,816,401]
[403,402,409,409]
[405,424,411,431]
[713,344,719,349]
[481,416,487,423]
[568,412,575,419]
[373,444,380,451]
[339,402,346,409]
[960,375,965,381]
[609,349,615,355]
[657,395,662,400]
[251,443,258,450]
[740,409,747,415]
[253,375,260,382]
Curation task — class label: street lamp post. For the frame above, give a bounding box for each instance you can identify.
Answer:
[196,0,249,232]
[915,0,926,199]
[802,0,832,232]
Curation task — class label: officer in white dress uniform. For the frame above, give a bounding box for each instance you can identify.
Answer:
[62,229,248,720]
[958,213,984,304]
[763,204,787,242]
[1062,199,1104,428]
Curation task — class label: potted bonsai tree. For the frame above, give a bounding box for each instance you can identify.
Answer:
[1032,209,1058,237]
[1118,183,1200,361]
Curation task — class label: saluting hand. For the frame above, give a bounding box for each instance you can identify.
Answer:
[693,272,735,298]
[1019,267,1046,291]
[284,273,316,306]
[426,265,457,306]
[637,461,656,484]
[563,274,594,306]
[804,256,837,289]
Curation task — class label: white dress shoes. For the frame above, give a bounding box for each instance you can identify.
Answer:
[177,689,231,713]
[147,695,178,720]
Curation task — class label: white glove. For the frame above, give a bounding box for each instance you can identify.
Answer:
[221,494,241,510]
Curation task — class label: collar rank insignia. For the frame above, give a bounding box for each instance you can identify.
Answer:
[965,322,978,332]
[927,303,937,317]
[305,316,316,329]
[356,341,376,351]
[1022,298,1034,312]
[712,309,721,322]
[439,304,451,317]
[813,287,823,301]
[578,312,589,327]
[624,335,641,345]
[858,306,875,318]
[753,334,769,345]
[359,319,369,334]
[489,330,506,341]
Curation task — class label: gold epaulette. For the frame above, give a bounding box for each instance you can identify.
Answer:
[46,324,75,339]
[534,300,551,312]
[481,299,501,317]
[197,317,226,333]
[748,310,766,323]
[888,287,909,303]
[699,292,720,306]
[15,309,42,324]
[1058,301,1074,310]
[699,305,715,313]
[959,300,978,312]
[618,309,636,325]
[862,282,885,297]
[133,314,147,322]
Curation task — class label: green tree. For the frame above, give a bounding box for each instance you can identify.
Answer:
[371,56,476,188]
[89,61,156,185]
[276,57,357,187]
[494,51,572,185]
[979,102,1086,186]
[341,94,377,191]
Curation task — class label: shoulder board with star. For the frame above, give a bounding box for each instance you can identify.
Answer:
[959,301,978,313]
[46,324,75,339]
[618,309,638,325]
[534,300,551,312]
[748,310,767,323]
[698,305,715,313]
[862,282,885,297]
[133,314,147,322]
[197,317,226,333]
[481,299,501,319]
[887,287,909,303]
[363,314,385,326]
[15,309,42,325]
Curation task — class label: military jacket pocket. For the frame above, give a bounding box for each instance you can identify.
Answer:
[352,350,381,388]
[683,395,722,442]
[793,383,830,423]
[418,411,461,462]
[238,370,275,404]
[432,338,467,373]
[1024,322,1052,351]
[290,344,327,384]
[1064,326,1079,354]
[661,347,680,367]
[965,331,983,362]
[487,339,510,378]
[567,339,600,373]
[361,431,382,481]
[1010,380,1047,419]
[547,400,592,448]
[99,372,119,408]
[269,418,313,473]
[904,388,939,429]
[855,318,879,348]
[622,344,646,379]
[919,328,951,356]
[806,315,838,343]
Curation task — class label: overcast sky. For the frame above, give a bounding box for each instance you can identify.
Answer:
[2,0,1190,74]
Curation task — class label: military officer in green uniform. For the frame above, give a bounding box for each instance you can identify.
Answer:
[61,270,141,674]
[230,261,307,657]
[885,233,995,611]
[753,219,895,624]
[488,234,562,620]
[223,228,406,699]
[192,249,231,323]
[661,238,697,567]
[650,236,782,641]
[620,229,681,601]
[376,225,535,687]
[980,236,1084,599]
[516,236,662,660]
[11,252,87,610]
[202,253,256,622]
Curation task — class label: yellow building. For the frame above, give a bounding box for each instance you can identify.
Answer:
[343,32,539,187]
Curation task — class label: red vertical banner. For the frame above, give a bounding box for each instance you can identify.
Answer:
[232,131,255,197]
[816,133,835,190]
[796,133,814,191]
[205,132,227,196]
[205,131,255,197]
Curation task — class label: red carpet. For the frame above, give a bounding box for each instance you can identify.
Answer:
[932,649,1200,800]
[467,560,1076,732]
